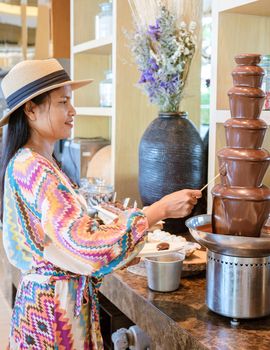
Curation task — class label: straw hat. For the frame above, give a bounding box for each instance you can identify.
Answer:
[0,58,93,127]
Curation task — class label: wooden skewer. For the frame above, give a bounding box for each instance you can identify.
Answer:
[123,197,130,209]
[112,192,117,203]
[200,173,221,192]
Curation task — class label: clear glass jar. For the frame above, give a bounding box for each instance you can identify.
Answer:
[79,177,113,209]
[95,1,113,39]
[260,55,270,110]
[99,70,113,107]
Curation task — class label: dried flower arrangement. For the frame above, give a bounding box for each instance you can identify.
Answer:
[127,0,200,112]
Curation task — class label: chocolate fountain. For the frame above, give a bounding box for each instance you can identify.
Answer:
[186,54,270,324]
[213,54,270,237]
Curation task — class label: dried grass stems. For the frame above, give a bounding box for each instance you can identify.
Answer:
[128,0,201,29]
[127,0,202,112]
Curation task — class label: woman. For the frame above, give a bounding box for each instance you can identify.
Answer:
[0,58,201,349]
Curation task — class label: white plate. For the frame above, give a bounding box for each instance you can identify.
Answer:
[96,206,118,224]
[127,250,207,276]
[138,241,187,257]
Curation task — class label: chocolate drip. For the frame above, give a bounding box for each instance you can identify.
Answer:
[212,54,270,237]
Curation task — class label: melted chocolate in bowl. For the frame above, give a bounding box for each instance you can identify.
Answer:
[211,54,270,237]
[196,223,213,233]
[195,220,270,237]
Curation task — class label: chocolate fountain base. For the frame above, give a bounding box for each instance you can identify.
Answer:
[207,250,270,319]
[186,215,270,320]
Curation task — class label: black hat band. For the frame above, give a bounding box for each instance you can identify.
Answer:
[6,69,70,110]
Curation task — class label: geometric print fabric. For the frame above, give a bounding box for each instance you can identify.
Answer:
[4,148,148,349]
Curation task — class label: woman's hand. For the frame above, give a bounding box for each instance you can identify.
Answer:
[143,189,202,228]
[158,189,202,218]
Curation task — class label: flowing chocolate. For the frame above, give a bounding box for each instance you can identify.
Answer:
[228,86,265,119]
[224,118,267,149]
[212,185,270,237]
[232,57,264,88]
[212,54,270,237]
[218,148,270,187]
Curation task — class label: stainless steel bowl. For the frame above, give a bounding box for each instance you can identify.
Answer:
[185,214,270,257]
[144,253,185,292]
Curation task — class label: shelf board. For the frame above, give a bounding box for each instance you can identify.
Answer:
[219,0,270,16]
[215,109,270,124]
[75,106,113,117]
[72,36,112,55]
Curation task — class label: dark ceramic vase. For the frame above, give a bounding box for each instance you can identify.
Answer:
[139,112,205,234]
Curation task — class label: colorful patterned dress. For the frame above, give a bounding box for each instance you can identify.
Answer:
[3,148,148,349]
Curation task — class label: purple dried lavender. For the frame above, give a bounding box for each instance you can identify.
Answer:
[148,20,161,41]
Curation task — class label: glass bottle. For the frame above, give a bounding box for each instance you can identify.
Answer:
[99,70,113,107]
[95,1,113,39]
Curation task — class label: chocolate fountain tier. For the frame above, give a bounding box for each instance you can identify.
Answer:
[232,64,264,88]
[217,148,270,187]
[186,214,270,257]
[224,118,267,149]
[234,53,262,66]
[228,86,265,119]
[212,184,270,237]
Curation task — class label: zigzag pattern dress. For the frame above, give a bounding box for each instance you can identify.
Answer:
[3,148,148,349]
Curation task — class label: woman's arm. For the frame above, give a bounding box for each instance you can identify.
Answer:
[144,189,202,228]
[10,154,201,276]
[10,156,148,276]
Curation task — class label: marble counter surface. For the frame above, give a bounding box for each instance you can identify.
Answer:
[100,269,270,350]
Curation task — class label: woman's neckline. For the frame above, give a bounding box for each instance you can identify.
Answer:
[20,147,85,206]
[21,147,60,169]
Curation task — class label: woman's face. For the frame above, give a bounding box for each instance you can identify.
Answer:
[27,85,76,141]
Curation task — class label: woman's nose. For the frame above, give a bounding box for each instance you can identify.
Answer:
[69,103,76,116]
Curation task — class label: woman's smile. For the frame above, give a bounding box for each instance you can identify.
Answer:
[65,119,74,127]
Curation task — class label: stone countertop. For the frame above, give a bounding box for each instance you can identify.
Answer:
[100,269,270,350]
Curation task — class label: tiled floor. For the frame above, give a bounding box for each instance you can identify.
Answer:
[0,289,11,347]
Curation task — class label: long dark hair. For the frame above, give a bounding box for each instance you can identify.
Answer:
[0,92,50,220]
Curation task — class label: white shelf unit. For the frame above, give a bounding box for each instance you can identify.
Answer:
[70,0,157,202]
[208,0,270,211]
[72,37,113,55]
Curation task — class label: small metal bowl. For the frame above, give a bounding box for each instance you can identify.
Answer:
[144,252,185,292]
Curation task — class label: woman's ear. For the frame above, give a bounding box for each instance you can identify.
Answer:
[24,101,36,121]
